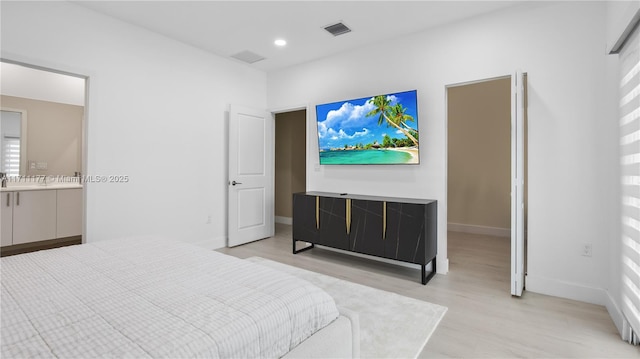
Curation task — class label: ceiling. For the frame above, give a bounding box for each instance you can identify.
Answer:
[74,1,527,73]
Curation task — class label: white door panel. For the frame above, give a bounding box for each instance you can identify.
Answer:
[238,114,266,175]
[238,187,265,229]
[228,105,274,247]
[511,71,526,296]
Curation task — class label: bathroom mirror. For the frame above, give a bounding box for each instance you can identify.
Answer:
[0,61,85,178]
[0,109,27,176]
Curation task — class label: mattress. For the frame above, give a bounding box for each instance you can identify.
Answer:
[1,237,339,358]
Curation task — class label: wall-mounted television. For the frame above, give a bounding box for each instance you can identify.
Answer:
[315,89,420,165]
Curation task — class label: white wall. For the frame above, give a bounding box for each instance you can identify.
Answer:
[1,1,267,248]
[268,2,610,304]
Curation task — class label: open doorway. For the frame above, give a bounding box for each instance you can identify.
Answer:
[274,109,307,233]
[0,60,87,255]
[446,75,528,293]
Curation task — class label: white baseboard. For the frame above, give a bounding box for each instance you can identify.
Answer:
[193,236,227,250]
[275,216,292,225]
[437,257,449,274]
[448,223,510,237]
[526,274,606,305]
[527,277,625,339]
[605,291,625,339]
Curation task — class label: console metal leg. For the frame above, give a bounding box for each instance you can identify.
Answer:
[293,240,315,254]
[422,257,437,285]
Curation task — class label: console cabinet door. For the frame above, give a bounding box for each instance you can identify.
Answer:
[12,190,57,245]
[350,199,384,257]
[318,196,349,250]
[1,192,13,246]
[385,202,426,264]
[292,193,319,243]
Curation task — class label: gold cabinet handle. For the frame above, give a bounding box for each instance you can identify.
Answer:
[315,196,320,229]
[346,199,352,234]
[383,202,387,240]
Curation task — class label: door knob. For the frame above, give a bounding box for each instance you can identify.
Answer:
[231,180,242,186]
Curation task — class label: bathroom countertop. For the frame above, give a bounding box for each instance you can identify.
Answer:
[0,183,83,192]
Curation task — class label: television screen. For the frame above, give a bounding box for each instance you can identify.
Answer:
[315,90,420,165]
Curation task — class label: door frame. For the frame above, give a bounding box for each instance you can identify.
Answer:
[271,104,310,218]
[445,73,528,295]
[273,107,309,226]
[0,58,89,243]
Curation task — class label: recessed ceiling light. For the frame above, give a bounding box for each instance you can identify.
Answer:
[274,39,287,47]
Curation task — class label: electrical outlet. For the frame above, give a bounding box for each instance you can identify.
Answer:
[206,215,212,224]
[581,243,592,257]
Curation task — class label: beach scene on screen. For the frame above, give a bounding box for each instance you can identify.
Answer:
[316,90,420,165]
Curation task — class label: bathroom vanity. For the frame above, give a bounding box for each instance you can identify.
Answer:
[1,184,82,247]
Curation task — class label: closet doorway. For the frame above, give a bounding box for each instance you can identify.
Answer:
[274,109,307,228]
[446,75,528,294]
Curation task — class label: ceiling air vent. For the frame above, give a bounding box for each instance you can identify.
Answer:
[324,22,351,36]
[231,50,266,64]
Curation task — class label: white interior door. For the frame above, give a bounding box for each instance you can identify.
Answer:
[228,105,274,247]
[511,71,526,296]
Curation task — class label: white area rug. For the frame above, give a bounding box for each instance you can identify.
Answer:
[247,257,447,359]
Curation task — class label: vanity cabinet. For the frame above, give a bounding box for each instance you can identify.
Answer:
[1,192,13,246]
[56,189,82,238]
[11,190,57,245]
[1,188,82,246]
[293,191,438,284]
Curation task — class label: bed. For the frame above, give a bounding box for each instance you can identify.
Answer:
[0,237,359,358]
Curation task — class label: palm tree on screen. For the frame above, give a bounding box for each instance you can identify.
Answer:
[366,96,418,147]
[388,104,418,146]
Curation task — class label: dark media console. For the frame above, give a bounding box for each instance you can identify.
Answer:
[292,191,437,284]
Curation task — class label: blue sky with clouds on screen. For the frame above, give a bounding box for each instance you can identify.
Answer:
[315,90,418,150]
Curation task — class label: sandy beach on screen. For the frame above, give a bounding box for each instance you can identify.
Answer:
[388,147,419,163]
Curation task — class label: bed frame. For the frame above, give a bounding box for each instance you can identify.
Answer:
[285,307,360,358]
[0,238,360,358]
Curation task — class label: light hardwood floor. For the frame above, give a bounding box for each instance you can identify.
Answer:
[218,224,639,358]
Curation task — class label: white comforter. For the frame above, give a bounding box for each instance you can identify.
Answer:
[1,237,339,358]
